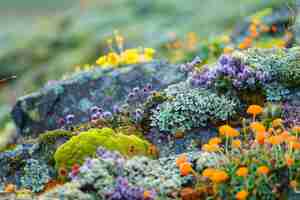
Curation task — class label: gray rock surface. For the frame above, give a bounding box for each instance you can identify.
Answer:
[11,60,186,136]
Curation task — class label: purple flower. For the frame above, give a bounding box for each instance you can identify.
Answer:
[132,87,140,94]
[91,113,100,121]
[113,105,121,114]
[66,114,75,124]
[90,106,101,114]
[219,55,229,66]
[102,111,113,120]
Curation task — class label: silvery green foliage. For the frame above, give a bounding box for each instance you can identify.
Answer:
[39,182,94,200]
[123,151,225,195]
[264,82,290,102]
[151,88,239,133]
[75,158,116,198]
[195,152,228,171]
[20,159,51,193]
[244,47,300,86]
[123,156,182,195]
[164,81,191,97]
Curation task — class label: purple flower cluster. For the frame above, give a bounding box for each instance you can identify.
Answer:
[58,114,75,127]
[190,55,271,90]
[96,147,125,171]
[180,56,202,73]
[89,106,113,123]
[127,84,153,105]
[105,177,156,200]
[283,101,300,126]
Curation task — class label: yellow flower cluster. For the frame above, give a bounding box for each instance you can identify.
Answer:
[96,48,156,68]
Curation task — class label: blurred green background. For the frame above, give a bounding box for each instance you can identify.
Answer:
[0,0,294,132]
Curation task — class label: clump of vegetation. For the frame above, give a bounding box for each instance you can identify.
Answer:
[54,127,151,170]
[175,105,300,200]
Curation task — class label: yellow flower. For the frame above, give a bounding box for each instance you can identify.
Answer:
[144,48,156,58]
[122,49,140,64]
[272,118,283,128]
[236,167,248,177]
[202,144,220,152]
[236,190,249,200]
[209,137,222,145]
[107,52,120,67]
[232,139,242,149]
[223,47,234,54]
[257,166,269,175]
[96,56,108,66]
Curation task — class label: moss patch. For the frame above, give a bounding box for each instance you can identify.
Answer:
[54,127,150,170]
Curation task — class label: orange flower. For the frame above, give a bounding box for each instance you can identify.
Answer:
[285,155,294,167]
[272,118,283,128]
[236,167,248,177]
[267,135,283,145]
[143,190,151,199]
[210,170,229,183]
[232,139,242,149]
[209,137,222,145]
[257,166,270,175]
[219,125,231,136]
[243,37,253,46]
[292,126,300,132]
[176,154,188,167]
[247,105,263,118]
[238,42,247,50]
[288,136,298,143]
[219,125,239,137]
[202,168,216,178]
[279,131,290,140]
[250,122,266,134]
[4,184,16,193]
[256,132,266,145]
[291,142,300,150]
[236,190,249,200]
[271,25,277,33]
[202,144,220,152]
[179,162,193,176]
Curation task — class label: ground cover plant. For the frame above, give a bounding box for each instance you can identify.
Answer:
[0,1,300,200]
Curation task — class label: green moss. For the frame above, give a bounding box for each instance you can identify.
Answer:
[54,127,150,170]
[38,129,74,145]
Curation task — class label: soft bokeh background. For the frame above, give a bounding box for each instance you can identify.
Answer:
[0,0,295,134]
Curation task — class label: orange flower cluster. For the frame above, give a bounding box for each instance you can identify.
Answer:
[219,125,240,137]
[176,154,195,176]
[179,162,193,176]
[202,137,223,152]
[202,168,229,183]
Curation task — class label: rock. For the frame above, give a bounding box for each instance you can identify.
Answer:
[11,60,186,136]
